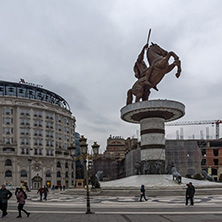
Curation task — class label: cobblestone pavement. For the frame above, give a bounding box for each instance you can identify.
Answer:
[1,190,222,222]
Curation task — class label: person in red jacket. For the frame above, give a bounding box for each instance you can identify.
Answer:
[16,188,30,218]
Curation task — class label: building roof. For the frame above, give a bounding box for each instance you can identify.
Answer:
[0,80,71,111]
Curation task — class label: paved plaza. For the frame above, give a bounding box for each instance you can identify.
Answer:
[1,190,222,221]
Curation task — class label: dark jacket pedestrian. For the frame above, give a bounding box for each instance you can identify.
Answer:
[140,185,147,201]
[0,185,12,218]
[43,186,49,200]
[37,186,44,201]
[186,183,195,206]
[16,188,30,218]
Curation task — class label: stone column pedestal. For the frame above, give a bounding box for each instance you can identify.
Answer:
[120,100,185,174]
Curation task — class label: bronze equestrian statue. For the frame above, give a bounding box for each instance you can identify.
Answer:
[126,29,182,105]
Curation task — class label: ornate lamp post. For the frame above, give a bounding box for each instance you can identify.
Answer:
[68,135,99,214]
[28,148,33,189]
[68,143,76,187]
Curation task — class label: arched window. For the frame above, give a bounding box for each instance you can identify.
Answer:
[57,161,61,168]
[65,171,68,178]
[65,162,68,168]
[46,170,51,177]
[57,171,61,177]
[20,170,27,177]
[5,159,12,166]
[5,170,12,177]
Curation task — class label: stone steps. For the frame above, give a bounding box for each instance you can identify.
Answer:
[65,187,222,197]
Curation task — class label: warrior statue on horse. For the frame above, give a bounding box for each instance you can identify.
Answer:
[126,29,182,105]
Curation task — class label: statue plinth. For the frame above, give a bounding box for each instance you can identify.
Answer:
[121,100,185,174]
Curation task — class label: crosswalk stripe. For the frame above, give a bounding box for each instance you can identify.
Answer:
[7,210,222,215]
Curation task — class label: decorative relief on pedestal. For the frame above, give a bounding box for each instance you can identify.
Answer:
[141,149,165,161]
[141,134,165,146]
[140,118,164,130]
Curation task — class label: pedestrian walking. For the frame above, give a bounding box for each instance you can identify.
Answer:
[140,185,147,201]
[37,186,44,201]
[189,182,195,205]
[16,188,30,218]
[0,185,12,218]
[43,186,49,200]
[186,182,195,206]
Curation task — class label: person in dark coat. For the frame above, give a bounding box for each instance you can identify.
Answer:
[0,185,12,218]
[37,186,43,201]
[140,185,147,201]
[16,188,30,218]
[43,186,49,200]
[186,183,195,206]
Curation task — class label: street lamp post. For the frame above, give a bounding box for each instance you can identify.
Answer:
[28,148,33,189]
[68,143,76,188]
[68,135,99,214]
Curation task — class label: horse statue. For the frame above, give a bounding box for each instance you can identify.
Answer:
[126,30,181,105]
[172,166,182,184]
[201,170,215,181]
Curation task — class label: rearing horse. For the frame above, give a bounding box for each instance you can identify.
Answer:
[126,42,181,105]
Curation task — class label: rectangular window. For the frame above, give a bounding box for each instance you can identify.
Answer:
[26,109,29,116]
[212,168,218,175]
[21,119,25,125]
[21,138,25,145]
[21,128,25,135]
[5,107,11,115]
[34,110,38,117]
[34,120,38,126]
[214,159,219,165]
[6,118,11,125]
[201,159,206,165]
[21,109,25,115]
[213,149,219,156]
[5,137,10,144]
[34,149,38,155]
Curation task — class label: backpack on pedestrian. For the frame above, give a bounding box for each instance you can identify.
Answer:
[23,191,27,200]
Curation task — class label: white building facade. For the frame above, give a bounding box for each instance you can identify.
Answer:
[0,80,76,189]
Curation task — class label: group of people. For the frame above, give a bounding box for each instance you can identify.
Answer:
[37,186,49,201]
[0,185,30,218]
[140,182,196,206]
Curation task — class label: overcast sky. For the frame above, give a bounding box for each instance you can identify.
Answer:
[0,0,222,152]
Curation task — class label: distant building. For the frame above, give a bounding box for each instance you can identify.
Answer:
[0,80,76,189]
[199,139,222,181]
[125,139,202,177]
[104,135,127,160]
[165,140,202,177]
[92,136,138,180]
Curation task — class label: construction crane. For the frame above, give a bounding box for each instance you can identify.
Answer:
[165,120,222,139]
